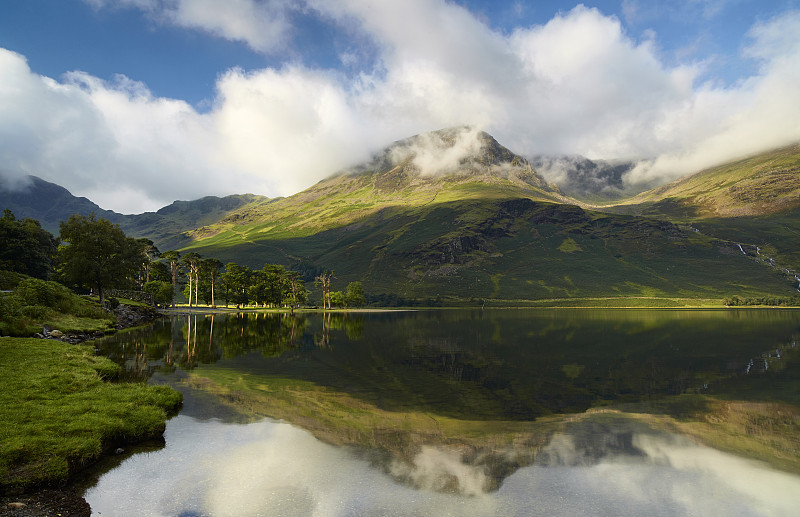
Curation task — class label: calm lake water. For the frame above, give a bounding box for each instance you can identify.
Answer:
[84,309,800,516]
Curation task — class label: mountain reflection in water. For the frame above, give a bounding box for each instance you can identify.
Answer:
[86,309,800,515]
[85,413,800,517]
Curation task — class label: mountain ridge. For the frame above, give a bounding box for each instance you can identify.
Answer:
[3,130,800,302]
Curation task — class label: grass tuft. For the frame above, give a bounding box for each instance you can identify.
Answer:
[0,338,182,490]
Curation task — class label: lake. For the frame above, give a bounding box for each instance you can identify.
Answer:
[84,309,800,516]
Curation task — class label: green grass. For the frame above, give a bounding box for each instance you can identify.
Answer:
[614,143,800,218]
[1,277,116,336]
[0,338,182,490]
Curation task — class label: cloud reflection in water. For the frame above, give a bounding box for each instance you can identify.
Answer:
[85,415,800,516]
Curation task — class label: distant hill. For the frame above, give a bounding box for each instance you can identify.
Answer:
[0,175,269,250]
[606,143,800,274]
[117,194,271,250]
[529,155,646,202]
[0,176,121,233]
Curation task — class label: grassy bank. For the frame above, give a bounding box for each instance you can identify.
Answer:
[0,275,115,337]
[0,338,182,491]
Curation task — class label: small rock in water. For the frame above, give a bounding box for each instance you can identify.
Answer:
[49,329,64,338]
[115,448,125,455]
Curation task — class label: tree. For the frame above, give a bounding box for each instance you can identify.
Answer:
[149,261,171,283]
[0,209,57,280]
[136,238,160,288]
[344,281,366,308]
[248,269,270,307]
[222,262,251,308]
[314,270,335,309]
[199,258,223,307]
[144,280,173,307]
[330,291,345,307]
[161,250,181,307]
[182,252,201,307]
[284,271,308,313]
[263,264,286,307]
[58,213,144,304]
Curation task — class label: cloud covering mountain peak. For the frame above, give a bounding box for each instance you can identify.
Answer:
[1,3,799,213]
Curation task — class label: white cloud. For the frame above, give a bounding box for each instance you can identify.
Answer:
[86,415,800,517]
[0,49,240,213]
[626,10,800,185]
[212,65,375,195]
[3,3,800,212]
[85,0,294,54]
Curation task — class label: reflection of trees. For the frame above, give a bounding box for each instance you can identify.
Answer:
[315,313,365,348]
[95,313,309,374]
[178,313,308,364]
[95,310,800,422]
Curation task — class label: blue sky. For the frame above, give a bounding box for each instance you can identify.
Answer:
[1,0,799,213]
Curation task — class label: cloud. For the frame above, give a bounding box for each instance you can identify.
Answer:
[388,126,487,175]
[85,0,294,54]
[212,65,376,195]
[85,415,800,517]
[3,3,800,211]
[625,10,800,186]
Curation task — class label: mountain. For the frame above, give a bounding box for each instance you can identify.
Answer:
[607,143,800,276]
[0,175,121,233]
[117,194,270,250]
[177,128,799,302]
[4,129,799,303]
[615,143,800,218]
[528,155,646,202]
[0,175,269,250]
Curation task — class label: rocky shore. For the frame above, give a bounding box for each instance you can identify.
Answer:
[1,489,90,517]
[35,303,162,344]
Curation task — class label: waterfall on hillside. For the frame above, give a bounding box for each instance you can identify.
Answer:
[737,243,746,255]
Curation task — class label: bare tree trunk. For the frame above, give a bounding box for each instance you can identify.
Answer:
[187,272,193,307]
[211,273,216,308]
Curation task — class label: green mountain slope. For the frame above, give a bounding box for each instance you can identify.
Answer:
[6,130,798,304]
[117,194,270,250]
[614,143,800,219]
[605,143,800,278]
[179,129,798,302]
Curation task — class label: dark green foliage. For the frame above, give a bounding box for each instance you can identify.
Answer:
[725,296,800,307]
[58,214,146,304]
[0,270,25,290]
[344,281,366,307]
[149,260,172,283]
[0,209,57,279]
[0,276,111,336]
[222,262,251,307]
[14,277,80,313]
[143,281,174,307]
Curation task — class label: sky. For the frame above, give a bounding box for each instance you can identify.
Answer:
[1,0,799,214]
